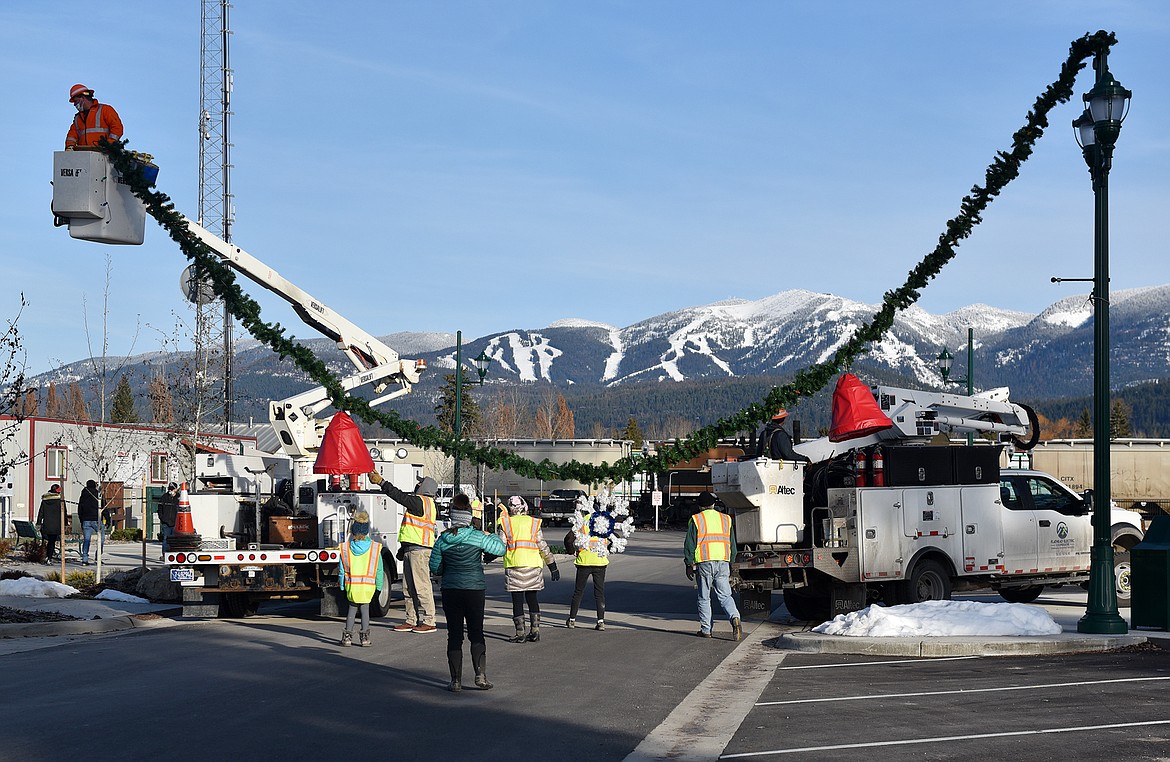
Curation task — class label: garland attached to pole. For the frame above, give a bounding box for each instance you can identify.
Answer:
[99,31,1116,484]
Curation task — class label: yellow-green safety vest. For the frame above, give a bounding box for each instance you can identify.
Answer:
[398,495,437,548]
[341,540,381,604]
[501,514,544,568]
[692,509,732,563]
[574,514,609,567]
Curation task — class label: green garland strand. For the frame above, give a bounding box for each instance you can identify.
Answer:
[99,31,1115,484]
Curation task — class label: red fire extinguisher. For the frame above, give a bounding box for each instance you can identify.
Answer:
[853,448,868,487]
[871,446,885,487]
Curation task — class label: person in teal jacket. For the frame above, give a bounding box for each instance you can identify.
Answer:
[430,494,507,692]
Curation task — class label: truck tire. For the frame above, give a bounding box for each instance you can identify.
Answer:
[220,592,258,618]
[1114,550,1132,608]
[999,585,1044,604]
[782,589,830,623]
[370,565,393,618]
[897,559,952,604]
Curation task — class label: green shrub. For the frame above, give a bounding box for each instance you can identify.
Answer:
[65,571,96,588]
[109,528,143,542]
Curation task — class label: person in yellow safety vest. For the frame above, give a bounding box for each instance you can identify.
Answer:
[565,502,610,632]
[470,498,484,531]
[683,492,742,641]
[338,511,384,647]
[368,470,439,634]
[497,495,560,643]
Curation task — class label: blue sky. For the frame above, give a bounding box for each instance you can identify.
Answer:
[4,1,1168,375]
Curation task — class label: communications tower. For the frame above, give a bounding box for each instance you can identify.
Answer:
[195,0,235,431]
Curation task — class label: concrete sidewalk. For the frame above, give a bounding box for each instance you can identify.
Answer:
[1,539,180,638]
[775,590,1170,656]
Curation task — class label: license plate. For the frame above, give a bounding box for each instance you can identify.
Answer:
[170,568,196,582]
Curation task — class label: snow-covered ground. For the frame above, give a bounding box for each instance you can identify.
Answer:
[813,600,1063,637]
[0,577,80,598]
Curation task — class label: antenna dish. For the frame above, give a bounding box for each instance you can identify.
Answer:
[180,265,217,305]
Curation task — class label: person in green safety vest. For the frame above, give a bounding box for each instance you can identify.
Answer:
[683,492,742,641]
[338,511,384,647]
[497,495,560,643]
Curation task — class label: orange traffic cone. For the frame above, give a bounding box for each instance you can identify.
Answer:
[169,482,203,551]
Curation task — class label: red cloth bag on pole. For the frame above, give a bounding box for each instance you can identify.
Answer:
[828,373,894,442]
[313,411,375,474]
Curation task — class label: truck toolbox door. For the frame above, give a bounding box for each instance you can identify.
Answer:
[960,485,1004,574]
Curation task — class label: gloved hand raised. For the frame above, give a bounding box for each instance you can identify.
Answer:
[684,563,695,581]
[368,470,384,485]
[549,563,560,582]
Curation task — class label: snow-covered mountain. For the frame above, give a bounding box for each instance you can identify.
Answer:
[30,285,1170,409]
[409,285,1168,399]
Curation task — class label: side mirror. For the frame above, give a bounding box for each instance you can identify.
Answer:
[1079,488,1094,515]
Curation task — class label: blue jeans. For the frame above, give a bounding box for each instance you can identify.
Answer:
[161,523,174,553]
[82,520,102,561]
[696,560,740,633]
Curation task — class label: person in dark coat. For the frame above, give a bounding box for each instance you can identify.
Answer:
[430,494,506,692]
[35,484,64,564]
[756,410,811,463]
[156,482,179,557]
[78,480,103,565]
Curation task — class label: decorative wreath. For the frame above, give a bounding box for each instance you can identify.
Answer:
[570,490,635,557]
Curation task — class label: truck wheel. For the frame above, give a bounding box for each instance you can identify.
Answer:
[370,566,393,618]
[999,586,1044,604]
[220,592,258,618]
[897,560,952,604]
[782,589,830,623]
[1114,550,1132,608]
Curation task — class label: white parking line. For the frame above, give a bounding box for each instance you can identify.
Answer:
[778,655,979,670]
[757,675,1170,706]
[625,624,786,762]
[718,719,1170,758]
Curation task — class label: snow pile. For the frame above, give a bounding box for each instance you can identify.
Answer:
[812,600,1063,637]
[95,589,149,604]
[0,577,80,598]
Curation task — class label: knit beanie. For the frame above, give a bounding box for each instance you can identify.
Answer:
[449,508,473,527]
[351,510,370,537]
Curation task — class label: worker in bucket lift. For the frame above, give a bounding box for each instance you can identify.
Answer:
[755,410,811,463]
[65,83,123,150]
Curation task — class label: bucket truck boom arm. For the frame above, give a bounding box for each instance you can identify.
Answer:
[181,218,426,457]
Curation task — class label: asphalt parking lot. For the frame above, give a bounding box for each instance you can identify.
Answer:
[722,641,1170,760]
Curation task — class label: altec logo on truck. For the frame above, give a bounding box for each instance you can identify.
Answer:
[712,374,1144,623]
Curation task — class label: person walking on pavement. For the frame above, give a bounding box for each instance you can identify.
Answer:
[36,484,64,564]
[156,482,179,559]
[65,84,124,149]
[430,494,507,692]
[497,495,560,643]
[339,511,384,648]
[368,470,438,633]
[78,480,103,566]
[684,491,742,640]
[565,502,610,632]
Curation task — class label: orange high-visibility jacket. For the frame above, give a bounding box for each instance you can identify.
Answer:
[65,102,123,149]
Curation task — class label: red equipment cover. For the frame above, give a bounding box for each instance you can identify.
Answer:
[829,373,894,442]
[313,411,375,474]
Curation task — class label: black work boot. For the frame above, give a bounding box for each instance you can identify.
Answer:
[526,612,541,642]
[471,643,492,690]
[509,616,527,643]
[447,649,463,692]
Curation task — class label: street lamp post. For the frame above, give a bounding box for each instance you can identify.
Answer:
[452,330,491,494]
[936,327,975,445]
[1074,47,1131,635]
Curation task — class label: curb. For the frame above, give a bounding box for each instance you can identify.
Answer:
[776,631,1149,657]
[0,616,137,639]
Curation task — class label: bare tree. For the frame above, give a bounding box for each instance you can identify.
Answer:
[0,295,32,479]
[551,393,575,439]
